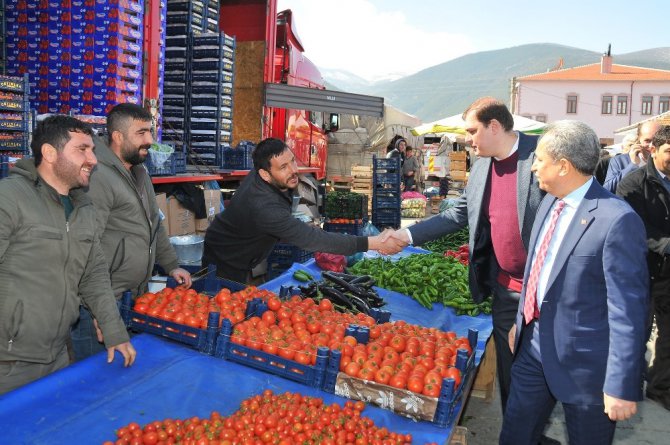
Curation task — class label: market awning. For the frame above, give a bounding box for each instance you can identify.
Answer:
[614,111,670,135]
[411,113,547,136]
[265,83,384,117]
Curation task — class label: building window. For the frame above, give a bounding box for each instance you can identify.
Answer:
[601,96,613,114]
[567,95,577,114]
[660,96,670,114]
[616,96,628,115]
[535,114,547,123]
[642,96,653,115]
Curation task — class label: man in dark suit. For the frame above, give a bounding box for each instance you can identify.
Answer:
[501,120,649,445]
[617,125,670,410]
[390,97,545,415]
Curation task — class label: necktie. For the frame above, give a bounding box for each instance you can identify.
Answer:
[523,200,566,324]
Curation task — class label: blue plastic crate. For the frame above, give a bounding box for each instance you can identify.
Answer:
[323,222,365,235]
[145,150,186,176]
[0,118,28,132]
[269,243,313,264]
[372,196,400,209]
[372,156,401,172]
[0,74,28,93]
[222,142,254,170]
[215,318,330,389]
[373,172,400,186]
[119,273,246,355]
[0,133,27,152]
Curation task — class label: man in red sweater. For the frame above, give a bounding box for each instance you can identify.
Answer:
[390,98,548,433]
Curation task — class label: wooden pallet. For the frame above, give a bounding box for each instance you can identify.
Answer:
[470,337,496,401]
[449,426,468,445]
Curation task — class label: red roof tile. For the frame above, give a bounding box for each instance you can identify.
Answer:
[518,63,670,81]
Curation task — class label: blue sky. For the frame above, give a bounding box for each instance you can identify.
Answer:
[276,0,666,80]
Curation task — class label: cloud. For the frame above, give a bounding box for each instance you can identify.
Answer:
[277,0,475,81]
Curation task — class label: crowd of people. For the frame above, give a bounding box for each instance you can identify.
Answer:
[0,97,667,445]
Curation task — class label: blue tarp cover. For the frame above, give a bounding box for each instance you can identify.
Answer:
[0,248,493,444]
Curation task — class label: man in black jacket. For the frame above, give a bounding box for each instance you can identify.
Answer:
[617,125,670,411]
[203,138,402,283]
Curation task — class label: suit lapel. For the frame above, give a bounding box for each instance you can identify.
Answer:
[468,157,492,231]
[543,185,598,296]
[516,133,534,235]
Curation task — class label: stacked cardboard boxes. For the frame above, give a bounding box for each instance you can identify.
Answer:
[155,188,221,237]
[449,151,468,183]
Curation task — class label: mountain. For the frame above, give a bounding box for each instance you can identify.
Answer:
[321,44,670,122]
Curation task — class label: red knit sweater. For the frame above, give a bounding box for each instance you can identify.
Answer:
[482,151,527,288]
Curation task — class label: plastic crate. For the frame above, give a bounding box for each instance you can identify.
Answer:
[372,196,401,209]
[145,149,186,176]
[0,98,28,112]
[0,118,28,132]
[269,243,313,264]
[192,70,234,84]
[190,93,232,108]
[119,273,246,355]
[190,81,233,96]
[324,328,479,428]
[222,141,254,170]
[191,58,234,72]
[215,318,330,388]
[322,222,365,236]
[373,172,400,186]
[0,132,27,152]
[372,155,401,173]
[191,105,232,119]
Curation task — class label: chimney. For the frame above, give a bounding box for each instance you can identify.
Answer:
[601,44,612,74]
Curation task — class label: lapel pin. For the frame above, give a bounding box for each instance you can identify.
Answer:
[581,219,587,225]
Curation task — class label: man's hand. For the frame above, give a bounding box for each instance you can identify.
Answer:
[368,229,407,255]
[628,144,647,165]
[603,393,637,421]
[93,318,104,343]
[107,341,137,367]
[169,267,192,288]
[508,325,517,353]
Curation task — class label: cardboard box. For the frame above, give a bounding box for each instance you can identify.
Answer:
[167,197,196,236]
[155,193,169,234]
[202,188,222,221]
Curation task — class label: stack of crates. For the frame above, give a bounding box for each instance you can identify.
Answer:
[0,0,5,74]
[188,31,235,166]
[4,0,144,116]
[371,155,401,229]
[0,73,30,179]
[155,0,167,141]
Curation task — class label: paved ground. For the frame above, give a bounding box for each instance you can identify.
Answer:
[460,361,669,444]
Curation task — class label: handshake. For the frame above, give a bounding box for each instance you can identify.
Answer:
[368,229,411,256]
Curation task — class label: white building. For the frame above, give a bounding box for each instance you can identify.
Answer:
[511,54,670,144]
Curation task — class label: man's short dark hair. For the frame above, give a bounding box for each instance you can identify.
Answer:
[652,125,670,148]
[462,97,514,132]
[252,138,289,171]
[106,103,152,144]
[31,115,93,167]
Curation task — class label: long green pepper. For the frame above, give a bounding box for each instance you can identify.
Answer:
[349,253,492,315]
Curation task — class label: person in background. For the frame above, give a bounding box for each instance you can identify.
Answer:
[71,104,191,361]
[617,125,670,411]
[203,138,404,283]
[402,146,421,191]
[0,115,135,394]
[385,98,549,430]
[603,119,661,192]
[386,137,406,162]
[501,120,649,445]
[594,133,637,185]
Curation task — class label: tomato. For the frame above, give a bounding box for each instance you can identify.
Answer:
[261,310,276,325]
[374,368,391,385]
[267,296,282,311]
[407,375,424,393]
[388,374,407,389]
[445,367,462,388]
[141,432,159,445]
[318,298,333,312]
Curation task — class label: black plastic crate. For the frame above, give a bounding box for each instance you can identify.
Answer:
[146,150,187,176]
[191,105,232,119]
[191,58,234,72]
[190,94,232,108]
[222,141,254,170]
[322,222,365,236]
[192,70,234,84]
[190,128,232,143]
[167,0,206,14]
[190,81,233,96]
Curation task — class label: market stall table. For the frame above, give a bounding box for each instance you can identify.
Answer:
[0,335,464,444]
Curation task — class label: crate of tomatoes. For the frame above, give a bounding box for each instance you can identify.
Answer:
[215,294,380,389]
[323,320,478,428]
[120,271,276,355]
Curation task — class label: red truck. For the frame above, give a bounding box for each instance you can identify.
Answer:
[218,0,383,181]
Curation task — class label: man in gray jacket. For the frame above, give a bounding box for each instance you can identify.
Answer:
[71,104,191,361]
[0,115,135,395]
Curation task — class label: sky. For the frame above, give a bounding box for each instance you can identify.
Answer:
[276,0,667,81]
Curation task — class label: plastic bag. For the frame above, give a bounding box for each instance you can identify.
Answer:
[148,143,175,169]
[361,221,380,236]
[314,252,347,272]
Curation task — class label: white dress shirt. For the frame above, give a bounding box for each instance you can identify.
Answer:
[533,178,592,308]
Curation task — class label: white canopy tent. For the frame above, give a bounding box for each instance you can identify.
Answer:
[411,113,547,137]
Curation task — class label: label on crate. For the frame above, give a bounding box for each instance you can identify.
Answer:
[335,374,438,422]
